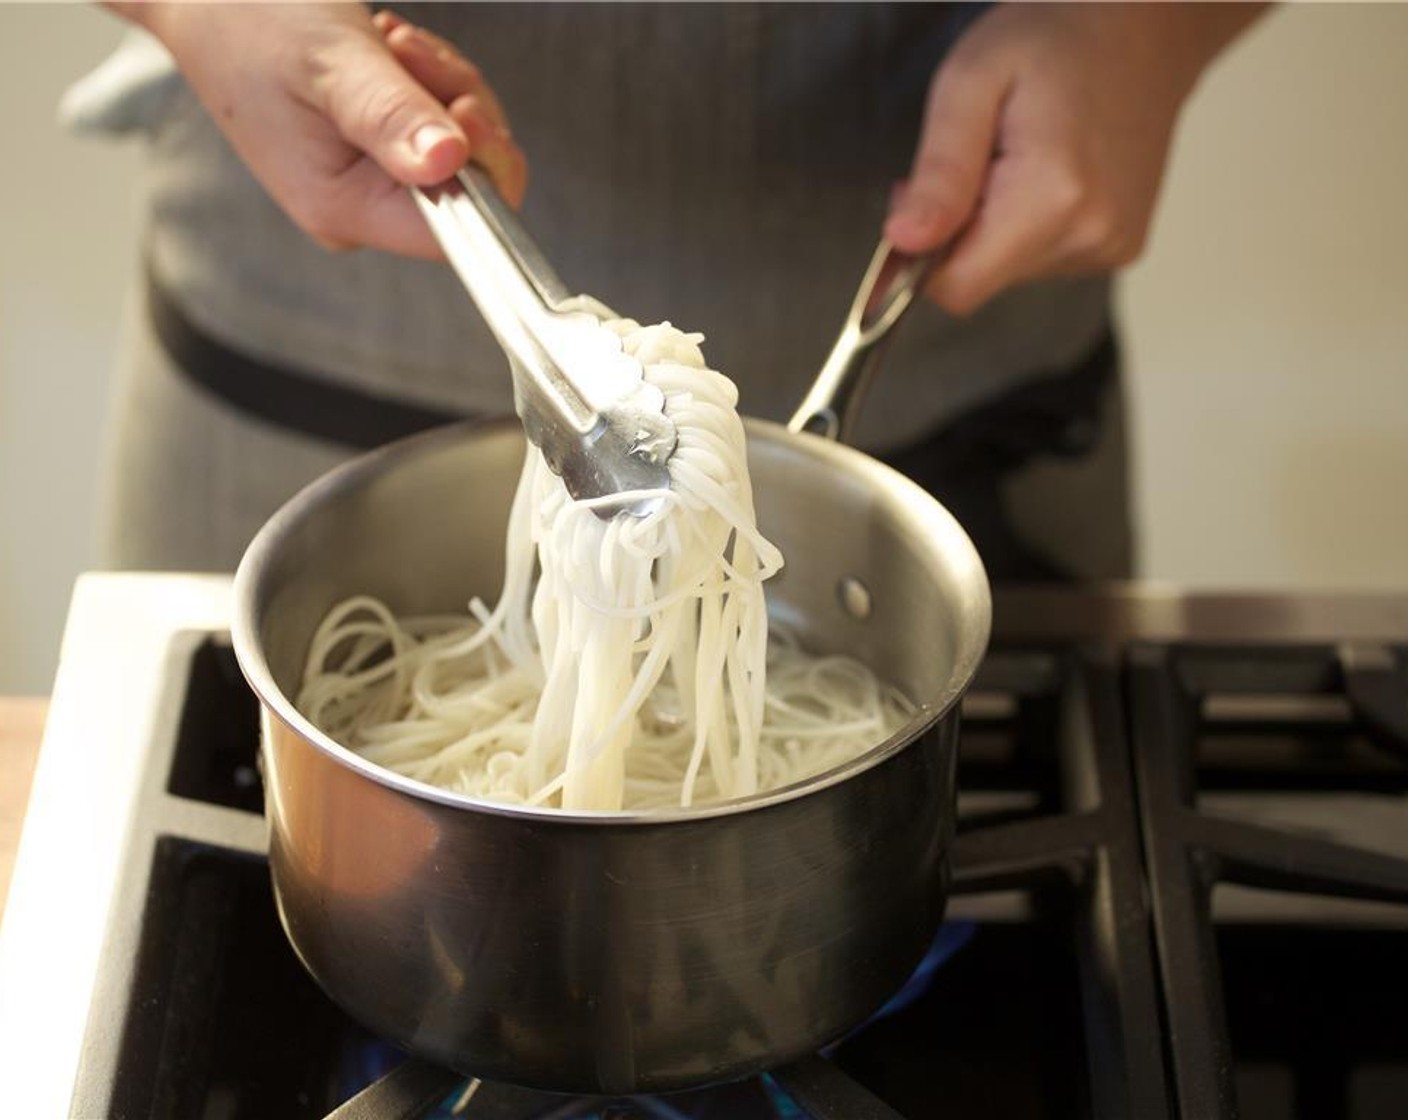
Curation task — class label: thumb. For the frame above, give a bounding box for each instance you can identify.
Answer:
[310,25,469,186]
[885,53,1009,254]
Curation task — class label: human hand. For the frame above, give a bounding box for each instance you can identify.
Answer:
[885,3,1265,315]
[110,2,527,258]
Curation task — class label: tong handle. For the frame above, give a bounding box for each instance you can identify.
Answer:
[453,166,574,308]
[413,169,676,516]
[412,170,596,434]
[787,241,939,443]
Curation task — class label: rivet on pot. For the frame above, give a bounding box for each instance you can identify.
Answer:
[837,576,872,621]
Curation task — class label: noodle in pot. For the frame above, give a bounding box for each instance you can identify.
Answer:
[298,317,910,811]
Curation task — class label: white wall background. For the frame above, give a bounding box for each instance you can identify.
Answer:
[1120,3,1408,588]
[2,4,1407,692]
[0,5,141,694]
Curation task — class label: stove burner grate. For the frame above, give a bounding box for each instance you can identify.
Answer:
[1130,642,1408,1119]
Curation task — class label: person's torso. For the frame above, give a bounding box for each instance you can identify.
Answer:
[139,2,1110,451]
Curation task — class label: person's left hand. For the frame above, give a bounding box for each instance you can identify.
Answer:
[885,3,1265,315]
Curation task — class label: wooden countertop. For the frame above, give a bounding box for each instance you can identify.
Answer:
[0,698,46,921]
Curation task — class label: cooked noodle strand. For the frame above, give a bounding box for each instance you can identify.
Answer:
[298,318,908,810]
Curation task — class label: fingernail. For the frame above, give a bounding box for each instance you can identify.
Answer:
[885,208,922,239]
[411,122,459,160]
[890,195,942,242]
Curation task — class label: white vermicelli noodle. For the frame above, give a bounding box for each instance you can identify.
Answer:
[297,317,911,811]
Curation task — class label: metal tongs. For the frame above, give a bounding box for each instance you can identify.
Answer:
[417,167,942,515]
[413,168,677,518]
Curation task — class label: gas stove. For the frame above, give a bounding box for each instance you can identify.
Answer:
[2,576,1406,1118]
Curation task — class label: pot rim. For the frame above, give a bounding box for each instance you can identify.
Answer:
[231,417,991,826]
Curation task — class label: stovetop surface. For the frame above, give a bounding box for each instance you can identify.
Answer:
[2,577,1407,1119]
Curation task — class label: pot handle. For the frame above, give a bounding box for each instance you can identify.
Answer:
[786,239,940,444]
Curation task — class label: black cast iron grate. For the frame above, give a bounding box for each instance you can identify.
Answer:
[1128,642,1408,1120]
[945,647,1169,1120]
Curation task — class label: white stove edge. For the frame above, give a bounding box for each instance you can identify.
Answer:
[0,573,235,1116]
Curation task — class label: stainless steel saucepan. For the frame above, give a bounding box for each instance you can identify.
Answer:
[231,240,991,1095]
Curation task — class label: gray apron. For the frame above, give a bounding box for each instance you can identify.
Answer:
[81,3,1131,578]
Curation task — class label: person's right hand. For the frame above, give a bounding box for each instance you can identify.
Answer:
[109,2,527,258]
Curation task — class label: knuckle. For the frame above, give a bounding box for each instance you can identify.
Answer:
[913,153,975,195]
[420,26,474,72]
[941,290,982,318]
[1109,227,1148,268]
[1072,206,1117,255]
[928,272,981,318]
[299,38,338,91]
[1068,203,1147,267]
[1044,162,1087,220]
[396,24,480,84]
[451,92,484,121]
[932,44,987,95]
[353,84,422,144]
